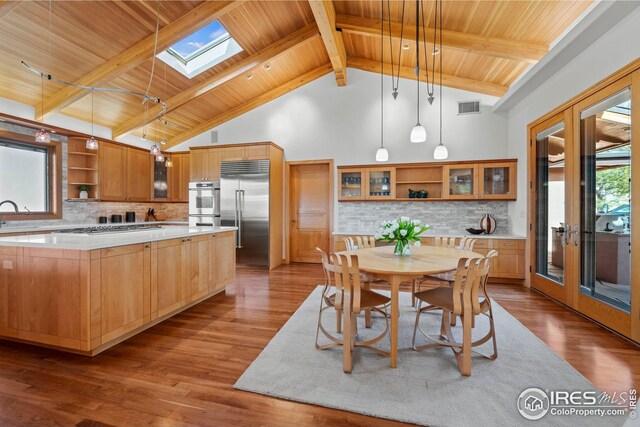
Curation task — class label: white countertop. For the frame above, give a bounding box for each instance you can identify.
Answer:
[333,231,526,240]
[0,221,188,235]
[0,226,236,250]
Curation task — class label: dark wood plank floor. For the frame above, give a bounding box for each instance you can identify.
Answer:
[0,263,637,426]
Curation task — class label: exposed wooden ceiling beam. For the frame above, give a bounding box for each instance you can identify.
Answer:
[308,1,347,86]
[35,0,244,120]
[113,23,320,139]
[165,64,333,149]
[348,57,508,97]
[337,14,547,64]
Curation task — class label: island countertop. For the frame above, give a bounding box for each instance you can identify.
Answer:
[0,226,237,250]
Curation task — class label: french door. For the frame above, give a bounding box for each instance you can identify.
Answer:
[531,110,574,305]
[530,70,639,342]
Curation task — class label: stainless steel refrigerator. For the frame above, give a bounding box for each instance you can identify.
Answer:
[220,160,270,267]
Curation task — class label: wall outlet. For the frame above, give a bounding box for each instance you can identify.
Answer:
[2,260,13,270]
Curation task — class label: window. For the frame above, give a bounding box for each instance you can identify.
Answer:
[0,135,62,220]
[157,20,242,79]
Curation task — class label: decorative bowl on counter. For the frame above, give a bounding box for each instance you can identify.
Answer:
[466,227,485,235]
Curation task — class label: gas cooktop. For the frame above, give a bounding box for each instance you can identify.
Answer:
[53,224,163,235]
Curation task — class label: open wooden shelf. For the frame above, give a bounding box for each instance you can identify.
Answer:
[69,167,98,171]
[66,198,99,202]
[67,137,100,199]
[396,180,443,184]
[68,182,98,185]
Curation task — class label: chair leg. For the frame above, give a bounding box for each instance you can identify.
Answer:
[343,308,353,373]
[460,310,473,376]
[411,303,421,349]
[363,280,372,328]
[336,309,342,334]
[487,303,498,360]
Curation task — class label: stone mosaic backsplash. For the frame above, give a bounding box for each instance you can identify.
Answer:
[337,201,509,235]
[0,122,188,227]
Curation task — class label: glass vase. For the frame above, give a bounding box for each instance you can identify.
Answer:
[394,240,412,256]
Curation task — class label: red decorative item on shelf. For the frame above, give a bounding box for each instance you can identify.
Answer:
[480,214,497,234]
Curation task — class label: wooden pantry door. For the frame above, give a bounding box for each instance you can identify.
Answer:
[288,161,333,263]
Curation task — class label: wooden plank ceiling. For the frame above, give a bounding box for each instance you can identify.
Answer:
[0,0,592,148]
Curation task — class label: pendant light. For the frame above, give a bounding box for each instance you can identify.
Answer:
[165,156,173,167]
[35,77,50,142]
[155,152,165,162]
[85,89,99,150]
[410,0,426,143]
[433,0,448,160]
[150,143,160,155]
[375,0,388,162]
[36,0,52,144]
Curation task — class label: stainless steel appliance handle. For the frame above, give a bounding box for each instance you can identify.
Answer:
[564,224,571,245]
[238,190,244,248]
[214,188,221,216]
[234,190,240,248]
[573,223,580,246]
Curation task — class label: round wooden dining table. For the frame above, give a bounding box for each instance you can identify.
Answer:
[339,245,481,368]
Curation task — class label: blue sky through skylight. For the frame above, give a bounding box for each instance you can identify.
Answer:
[169,20,230,59]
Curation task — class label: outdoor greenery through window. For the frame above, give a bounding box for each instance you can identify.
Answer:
[0,140,49,213]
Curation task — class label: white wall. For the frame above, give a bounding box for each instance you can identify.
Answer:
[171,68,508,165]
[506,6,640,235]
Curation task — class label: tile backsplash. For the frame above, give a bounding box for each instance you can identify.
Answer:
[337,201,508,235]
[0,122,188,227]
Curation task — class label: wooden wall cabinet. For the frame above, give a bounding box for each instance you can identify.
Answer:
[338,159,517,202]
[169,153,190,202]
[98,142,153,202]
[190,148,220,181]
[98,142,127,201]
[443,165,479,199]
[220,145,269,161]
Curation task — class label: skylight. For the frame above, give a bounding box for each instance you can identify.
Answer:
[158,20,242,79]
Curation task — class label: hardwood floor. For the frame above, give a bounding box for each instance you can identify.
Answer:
[0,263,637,426]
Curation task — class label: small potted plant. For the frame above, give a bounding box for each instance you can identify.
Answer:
[375,217,430,256]
[78,185,89,199]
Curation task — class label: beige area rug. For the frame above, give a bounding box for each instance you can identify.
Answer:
[235,287,632,427]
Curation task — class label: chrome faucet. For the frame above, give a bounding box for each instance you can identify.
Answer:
[0,200,19,227]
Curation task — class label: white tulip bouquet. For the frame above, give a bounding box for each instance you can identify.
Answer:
[374,217,430,256]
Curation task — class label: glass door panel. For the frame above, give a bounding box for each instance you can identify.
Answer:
[579,88,632,313]
[532,113,572,304]
[445,165,477,199]
[338,169,364,200]
[367,168,395,200]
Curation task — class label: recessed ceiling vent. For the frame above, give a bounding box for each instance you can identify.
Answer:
[458,101,481,115]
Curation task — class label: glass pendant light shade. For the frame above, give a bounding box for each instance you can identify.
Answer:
[35,128,51,143]
[85,136,99,150]
[375,147,389,162]
[155,153,165,162]
[410,124,426,143]
[433,142,448,160]
[150,144,160,156]
[165,156,173,167]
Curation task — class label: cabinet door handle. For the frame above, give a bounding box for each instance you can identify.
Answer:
[144,243,151,249]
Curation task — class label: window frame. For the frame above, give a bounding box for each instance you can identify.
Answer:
[0,130,62,221]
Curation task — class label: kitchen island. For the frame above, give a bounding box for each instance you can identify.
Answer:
[0,226,237,355]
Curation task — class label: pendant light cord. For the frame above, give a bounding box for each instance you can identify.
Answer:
[388,0,405,95]
[380,0,384,149]
[91,89,94,136]
[439,0,443,144]
[415,0,420,124]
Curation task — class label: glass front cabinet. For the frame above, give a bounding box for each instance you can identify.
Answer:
[338,167,395,201]
[478,162,517,200]
[443,165,478,199]
[338,169,365,200]
[366,168,395,200]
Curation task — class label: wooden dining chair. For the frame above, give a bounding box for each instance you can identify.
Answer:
[315,249,391,373]
[411,237,478,306]
[411,253,498,376]
[341,236,388,328]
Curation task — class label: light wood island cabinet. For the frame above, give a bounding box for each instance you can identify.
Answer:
[0,230,236,355]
